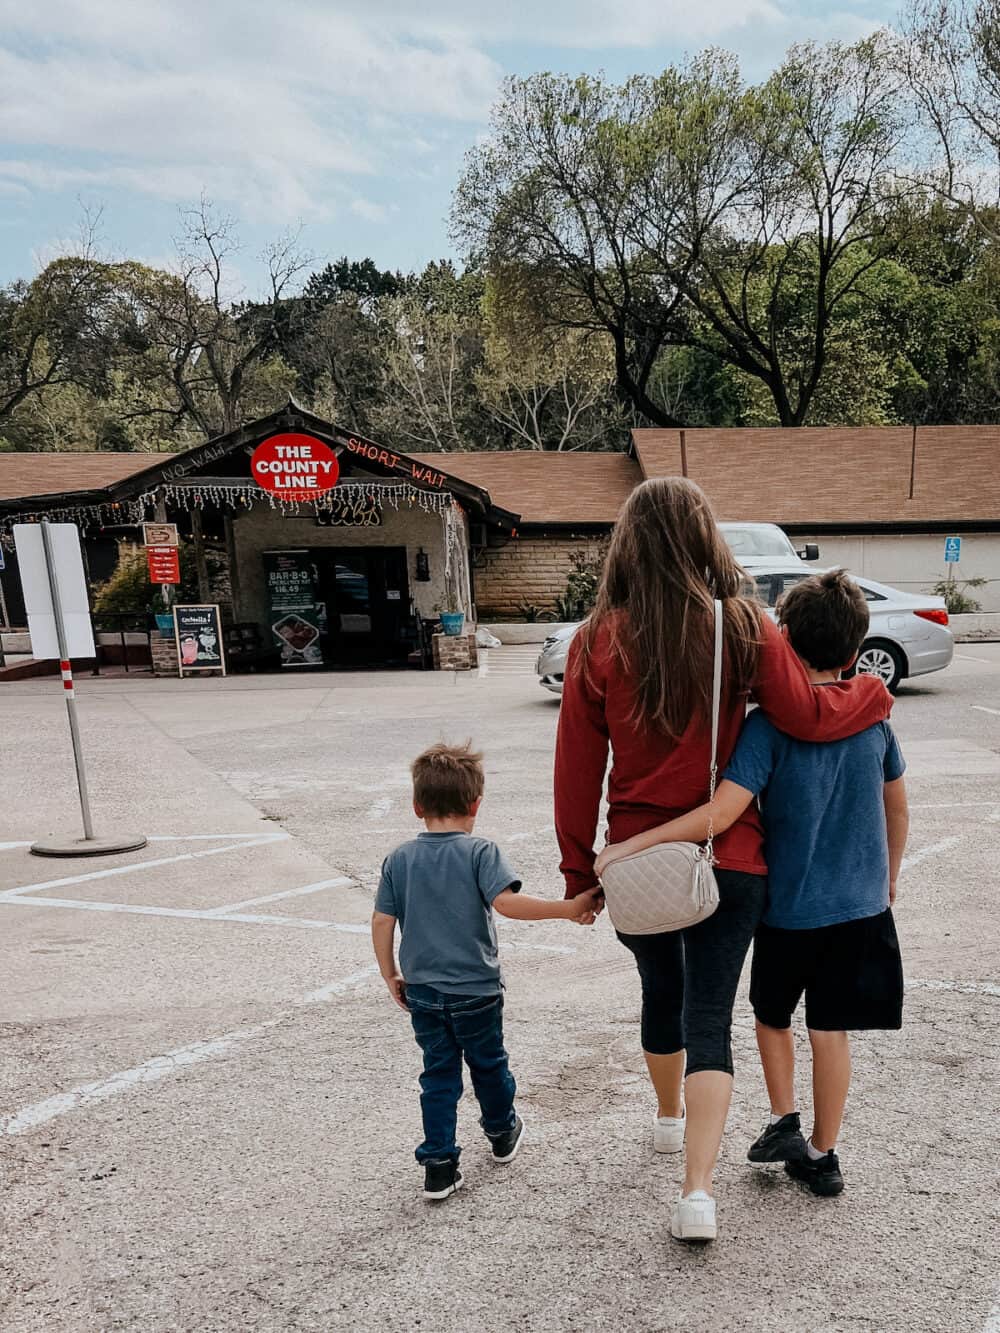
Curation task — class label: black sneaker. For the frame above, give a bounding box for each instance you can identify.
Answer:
[423,1159,463,1200]
[747,1112,808,1163]
[488,1115,525,1164]
[786,1149,844,1197]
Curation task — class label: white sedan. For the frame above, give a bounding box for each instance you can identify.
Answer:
[536,568,953,696]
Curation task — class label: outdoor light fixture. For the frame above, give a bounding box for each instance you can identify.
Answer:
[416,548,430,582]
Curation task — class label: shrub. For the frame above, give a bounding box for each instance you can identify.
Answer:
[930,576,987,615]
[91,544,199,615]
[555,542,608,621]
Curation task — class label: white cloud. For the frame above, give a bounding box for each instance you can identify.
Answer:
[350,198,392,223]
[0,0,502,222]
[0,0,894,239]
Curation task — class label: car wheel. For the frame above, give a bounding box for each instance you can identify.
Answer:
[853,640,905,694]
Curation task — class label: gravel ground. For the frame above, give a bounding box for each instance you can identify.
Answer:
[1,646,999,1332]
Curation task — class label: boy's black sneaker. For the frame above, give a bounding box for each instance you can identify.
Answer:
[489,1115,525,1164]
[423,1159,463,1200]
[747,1112,808,1163]
[786,1149,844,1196]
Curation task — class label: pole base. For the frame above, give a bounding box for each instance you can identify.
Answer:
[30,834,148,858]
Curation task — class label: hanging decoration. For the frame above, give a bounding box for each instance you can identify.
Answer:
[156,479,454,518]
[0,497,147,542]
[0,480,456,544]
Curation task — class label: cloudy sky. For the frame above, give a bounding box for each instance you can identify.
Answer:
[0,0,898,291]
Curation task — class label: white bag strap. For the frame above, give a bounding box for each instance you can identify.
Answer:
[705,598,723,861]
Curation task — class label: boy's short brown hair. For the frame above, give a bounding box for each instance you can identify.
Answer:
[411,741,485,817]
[777,569,869,671]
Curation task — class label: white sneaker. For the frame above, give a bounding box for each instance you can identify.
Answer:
[653,1113,685,1154]
[670,1190,717,1242]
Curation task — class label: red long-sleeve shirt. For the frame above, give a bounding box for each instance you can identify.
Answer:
[554,613,893,897]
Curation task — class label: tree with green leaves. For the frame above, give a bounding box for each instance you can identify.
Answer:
[0,256,128,429]
[901,0,1000,235]
[455,37,912,427]
[477,277,624,449]
[373,262,498,451]
[117,201,306,439]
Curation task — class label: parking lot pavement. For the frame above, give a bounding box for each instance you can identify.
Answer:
[2,647,999,1331]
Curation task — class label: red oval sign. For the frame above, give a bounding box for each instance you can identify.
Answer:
[250,433,340,502]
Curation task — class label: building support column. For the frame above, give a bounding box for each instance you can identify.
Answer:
[224,515,243,621]
[190,508,211,604]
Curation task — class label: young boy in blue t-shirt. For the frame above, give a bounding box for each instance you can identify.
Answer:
[595,569,909,1197]
[372,741,601,1201]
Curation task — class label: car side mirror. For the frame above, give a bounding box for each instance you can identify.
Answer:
[798,543,820,561]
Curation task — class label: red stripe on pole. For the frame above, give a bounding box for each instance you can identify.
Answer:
[63,679,74,692]
[60,660,70,672]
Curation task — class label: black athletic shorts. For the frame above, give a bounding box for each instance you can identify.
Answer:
[750,908,904,1032]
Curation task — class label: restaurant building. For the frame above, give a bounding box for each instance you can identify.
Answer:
[0,402,519,671]
[2,412,999,674]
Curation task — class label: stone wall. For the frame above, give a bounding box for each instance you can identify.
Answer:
[150,633,179,677]
[474,534,607,621]
[431,632,478,671]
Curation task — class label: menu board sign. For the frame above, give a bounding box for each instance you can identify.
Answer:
[147,545,180,584]
[174,604,225,675]
[263,550,323,668]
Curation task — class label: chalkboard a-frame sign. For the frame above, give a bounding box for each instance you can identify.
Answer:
[174,604,226,677]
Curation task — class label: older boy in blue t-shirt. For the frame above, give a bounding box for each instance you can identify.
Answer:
[595,569,909,1198]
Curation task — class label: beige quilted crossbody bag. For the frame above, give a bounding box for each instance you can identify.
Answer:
[598,599,723,935]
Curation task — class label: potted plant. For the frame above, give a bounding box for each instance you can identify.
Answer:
[438,592,465,637]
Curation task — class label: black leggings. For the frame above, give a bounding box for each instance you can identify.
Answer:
[616,869,767,1077]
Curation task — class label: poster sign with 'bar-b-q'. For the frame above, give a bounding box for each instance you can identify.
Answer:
[12,522,146,859]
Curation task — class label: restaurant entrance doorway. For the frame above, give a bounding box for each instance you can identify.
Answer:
[315,547,411,666]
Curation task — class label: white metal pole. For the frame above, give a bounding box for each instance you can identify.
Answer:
[40,521,95,841]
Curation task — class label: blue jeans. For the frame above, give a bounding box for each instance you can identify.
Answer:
[406,983,517,1164]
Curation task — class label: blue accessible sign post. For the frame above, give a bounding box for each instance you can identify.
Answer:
[944,536,962,564]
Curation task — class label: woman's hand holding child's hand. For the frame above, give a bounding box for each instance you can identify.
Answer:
[567,886,604,925]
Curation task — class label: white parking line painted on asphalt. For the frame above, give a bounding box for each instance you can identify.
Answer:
[0,894,368,932]
[367,796,393,820]
[1,966,377,1136]
[901,836,962,872]
[971,705,1000,716]
[208,876,354,914]
[984,1290,1000,1333]
[907,977,1000,998]
[0,834,290,901]
[145,832,288,842]
[297,964,379,1005]
[0,841,32,851]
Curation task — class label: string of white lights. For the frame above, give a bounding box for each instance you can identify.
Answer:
[158,480,455,516]
[0,481,458,544]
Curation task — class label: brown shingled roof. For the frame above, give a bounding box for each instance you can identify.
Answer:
[0,452,158,502]
[409,451,641,524]
[632,427,1000,526]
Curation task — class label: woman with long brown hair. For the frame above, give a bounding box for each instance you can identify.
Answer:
[554,477,890,1242]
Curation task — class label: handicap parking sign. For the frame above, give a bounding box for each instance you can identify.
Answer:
[944,536,961,563]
